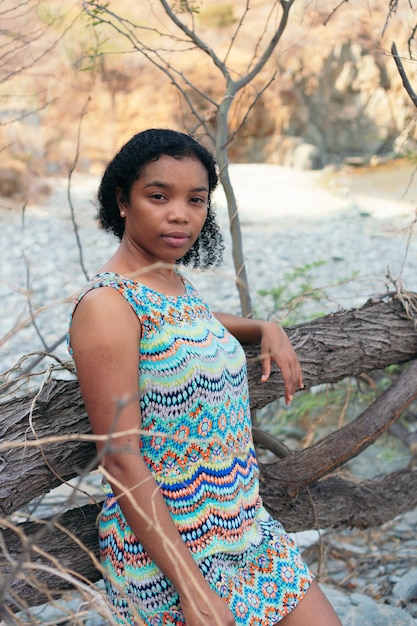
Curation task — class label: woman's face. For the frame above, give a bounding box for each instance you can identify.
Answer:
[117,155,209,265]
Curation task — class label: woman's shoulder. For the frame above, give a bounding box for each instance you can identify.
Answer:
[80,271,135,292]
[74,271,148,305]
[72,272,152,328]
[72,274,141,321]
[68,274,141,357]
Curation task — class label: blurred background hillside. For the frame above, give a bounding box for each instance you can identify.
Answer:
[1,0,417,205]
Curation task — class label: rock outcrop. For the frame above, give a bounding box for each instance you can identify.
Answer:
[0,1,416,179]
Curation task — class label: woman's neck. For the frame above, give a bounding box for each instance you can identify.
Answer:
[99,249,184,296]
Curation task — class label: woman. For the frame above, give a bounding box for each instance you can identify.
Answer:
[69,129,341,625]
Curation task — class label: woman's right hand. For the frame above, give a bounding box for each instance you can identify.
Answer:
[180,585,236,626]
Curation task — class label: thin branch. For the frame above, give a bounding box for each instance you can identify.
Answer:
[22,255,48,351]
[67,98,90,282]
[0,347,68,396]
[223,0,250,66]
[407,22,417,58]
[0,295,73,350]
[0,9,83,84]
[391,41,417,108]
[245,1,279,75]
[82,3,218,121]
[233,0,296,91]
[382,0,399,38]
[0,98,53,126]
[227,72,277,147]
[158,0,228,77]
[322,0,349,27]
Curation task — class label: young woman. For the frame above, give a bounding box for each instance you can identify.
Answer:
[69,129,341,626]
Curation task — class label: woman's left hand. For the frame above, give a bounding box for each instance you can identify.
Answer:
[259,321,303,404]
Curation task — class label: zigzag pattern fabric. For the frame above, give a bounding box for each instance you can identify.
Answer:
[71,272,313,625]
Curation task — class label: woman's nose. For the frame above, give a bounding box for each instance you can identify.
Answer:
[168,201,189,222]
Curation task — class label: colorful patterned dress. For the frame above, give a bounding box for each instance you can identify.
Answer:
[69,272,313,625]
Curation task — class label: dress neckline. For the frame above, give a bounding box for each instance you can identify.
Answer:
[93,271,189,299]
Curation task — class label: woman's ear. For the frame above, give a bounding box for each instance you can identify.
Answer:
[116,186,127,218]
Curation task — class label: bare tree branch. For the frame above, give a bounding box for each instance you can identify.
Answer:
[158,0,228,76]
[67,97,91,283]
[323,0,349,28]
[391,41,417,108]
[407,22,417,58]
[22,254,48,351]
[233,0,295,92]
[259,359,417,495]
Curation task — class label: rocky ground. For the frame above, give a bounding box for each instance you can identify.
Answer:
[301,509,417,624]
[1,161,417,624]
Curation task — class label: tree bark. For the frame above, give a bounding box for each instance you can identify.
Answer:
[259,358,417,494]
[1,296,417,518]
[262,466,417,531]
[246,295,417,409]
[1,294,417,610]
[0,504,103,615]
[0,381,95,518]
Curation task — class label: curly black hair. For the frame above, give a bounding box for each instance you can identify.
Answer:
[97,129,224,269]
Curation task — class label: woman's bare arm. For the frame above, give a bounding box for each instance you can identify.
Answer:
[70,288,235,626]
[214,312,303,404]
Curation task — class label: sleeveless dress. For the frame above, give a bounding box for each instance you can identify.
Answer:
[69,272,313,626]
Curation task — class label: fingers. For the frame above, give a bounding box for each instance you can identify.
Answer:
[258,322,304,403]
[285,360,304,405]
[260,355,271,382]
[262,351,303,405]
[282,362,296,405]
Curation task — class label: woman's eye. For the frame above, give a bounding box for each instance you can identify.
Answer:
[151,193,166,201]
[191,197,206,205]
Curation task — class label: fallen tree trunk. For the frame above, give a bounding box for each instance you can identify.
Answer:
[259,358,417,494]
[1,294,417,610]
[247,294,417,409]
[3,462,417,612]
[1,295,416,518]
[0,504,103,615]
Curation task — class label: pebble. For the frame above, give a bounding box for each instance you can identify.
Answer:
[1,164,417,624]
[393,568,417,604]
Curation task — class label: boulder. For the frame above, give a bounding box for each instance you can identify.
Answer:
[0,160,28,198]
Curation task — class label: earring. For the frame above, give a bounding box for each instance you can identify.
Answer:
[121,211,126,217]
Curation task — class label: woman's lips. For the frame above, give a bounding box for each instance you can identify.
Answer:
[161,232,190,248]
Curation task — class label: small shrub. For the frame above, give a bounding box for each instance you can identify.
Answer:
[257,261,328,325]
